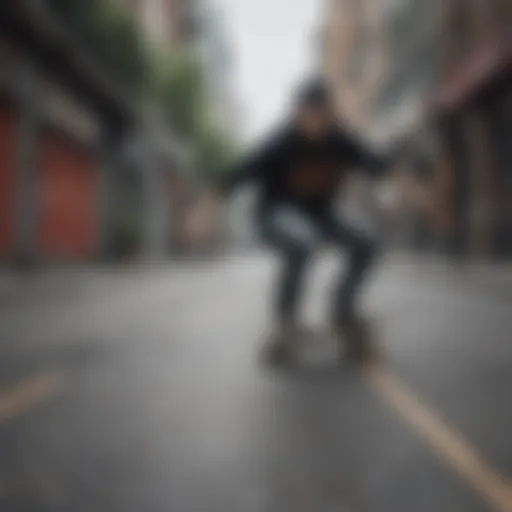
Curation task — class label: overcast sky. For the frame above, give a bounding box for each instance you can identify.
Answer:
[211,0,322,142]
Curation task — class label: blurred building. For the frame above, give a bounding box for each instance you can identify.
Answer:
[432,0,512,258]
[323,0,381,133]
[0,1,184,265]
[125,0,238,254]
[324,0,439,149]
[369,1,438,148]
[370,0,439,251]
[323,0,439,249]
[117,0,204,255]
[127,0,238,132]
[121,0,200,46]
[323,0,509,259]
[196,5,238,136]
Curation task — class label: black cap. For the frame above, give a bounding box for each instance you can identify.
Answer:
[296,77,332,107]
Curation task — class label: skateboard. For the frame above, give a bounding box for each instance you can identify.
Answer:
[261,320,381,367]
[335,318,381,365]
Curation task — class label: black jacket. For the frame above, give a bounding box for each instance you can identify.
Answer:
[218,122,388,215]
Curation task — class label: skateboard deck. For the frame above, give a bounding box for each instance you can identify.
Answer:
[261,321,382,367]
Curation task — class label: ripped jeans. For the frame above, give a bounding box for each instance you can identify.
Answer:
[258,203,377,326]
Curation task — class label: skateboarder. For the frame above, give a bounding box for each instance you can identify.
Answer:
[188,77,390,364]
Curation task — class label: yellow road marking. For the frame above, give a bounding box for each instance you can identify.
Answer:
[1,350,511,511]
[0,372,64,423]
[365,362,512,512]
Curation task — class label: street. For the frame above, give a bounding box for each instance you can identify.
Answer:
[0,252,511,512]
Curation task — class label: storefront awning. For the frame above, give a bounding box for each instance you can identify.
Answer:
[0,0,137,126]
[434,38,511,114]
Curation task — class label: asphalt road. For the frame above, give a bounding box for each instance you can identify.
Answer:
[0,252,511,512]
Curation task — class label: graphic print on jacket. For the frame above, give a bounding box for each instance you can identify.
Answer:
[283,158,342,200]
[218,123,387,212]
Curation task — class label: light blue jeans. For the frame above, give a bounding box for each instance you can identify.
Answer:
[259,204,377,325]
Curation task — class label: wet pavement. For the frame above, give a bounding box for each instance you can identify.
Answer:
[0,253,511,511]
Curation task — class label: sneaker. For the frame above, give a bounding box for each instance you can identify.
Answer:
[334,314,378,365]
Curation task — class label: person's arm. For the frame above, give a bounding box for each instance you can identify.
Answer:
[215,130,284,197]
[185,131,284,241]
[337,128,390,179]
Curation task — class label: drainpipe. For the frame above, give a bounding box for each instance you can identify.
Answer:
[13,56,40,268]
[98,124,124,261]
[128,125,166,262]
[143,142,165,261]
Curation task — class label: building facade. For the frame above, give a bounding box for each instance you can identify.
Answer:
[0,5,121,263]
[123,0,200,46]
[323,0,435,148]
[370,0,440,250]
[323,0,378,133]
[0,1,183,264]
[322,0,439,248]
[433,0,511,257]
[370,0,438,149]
[197,5,238,135]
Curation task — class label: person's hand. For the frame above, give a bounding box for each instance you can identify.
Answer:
[374,180,401,233]
[397,174,432,212]
[183,189,223,243]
